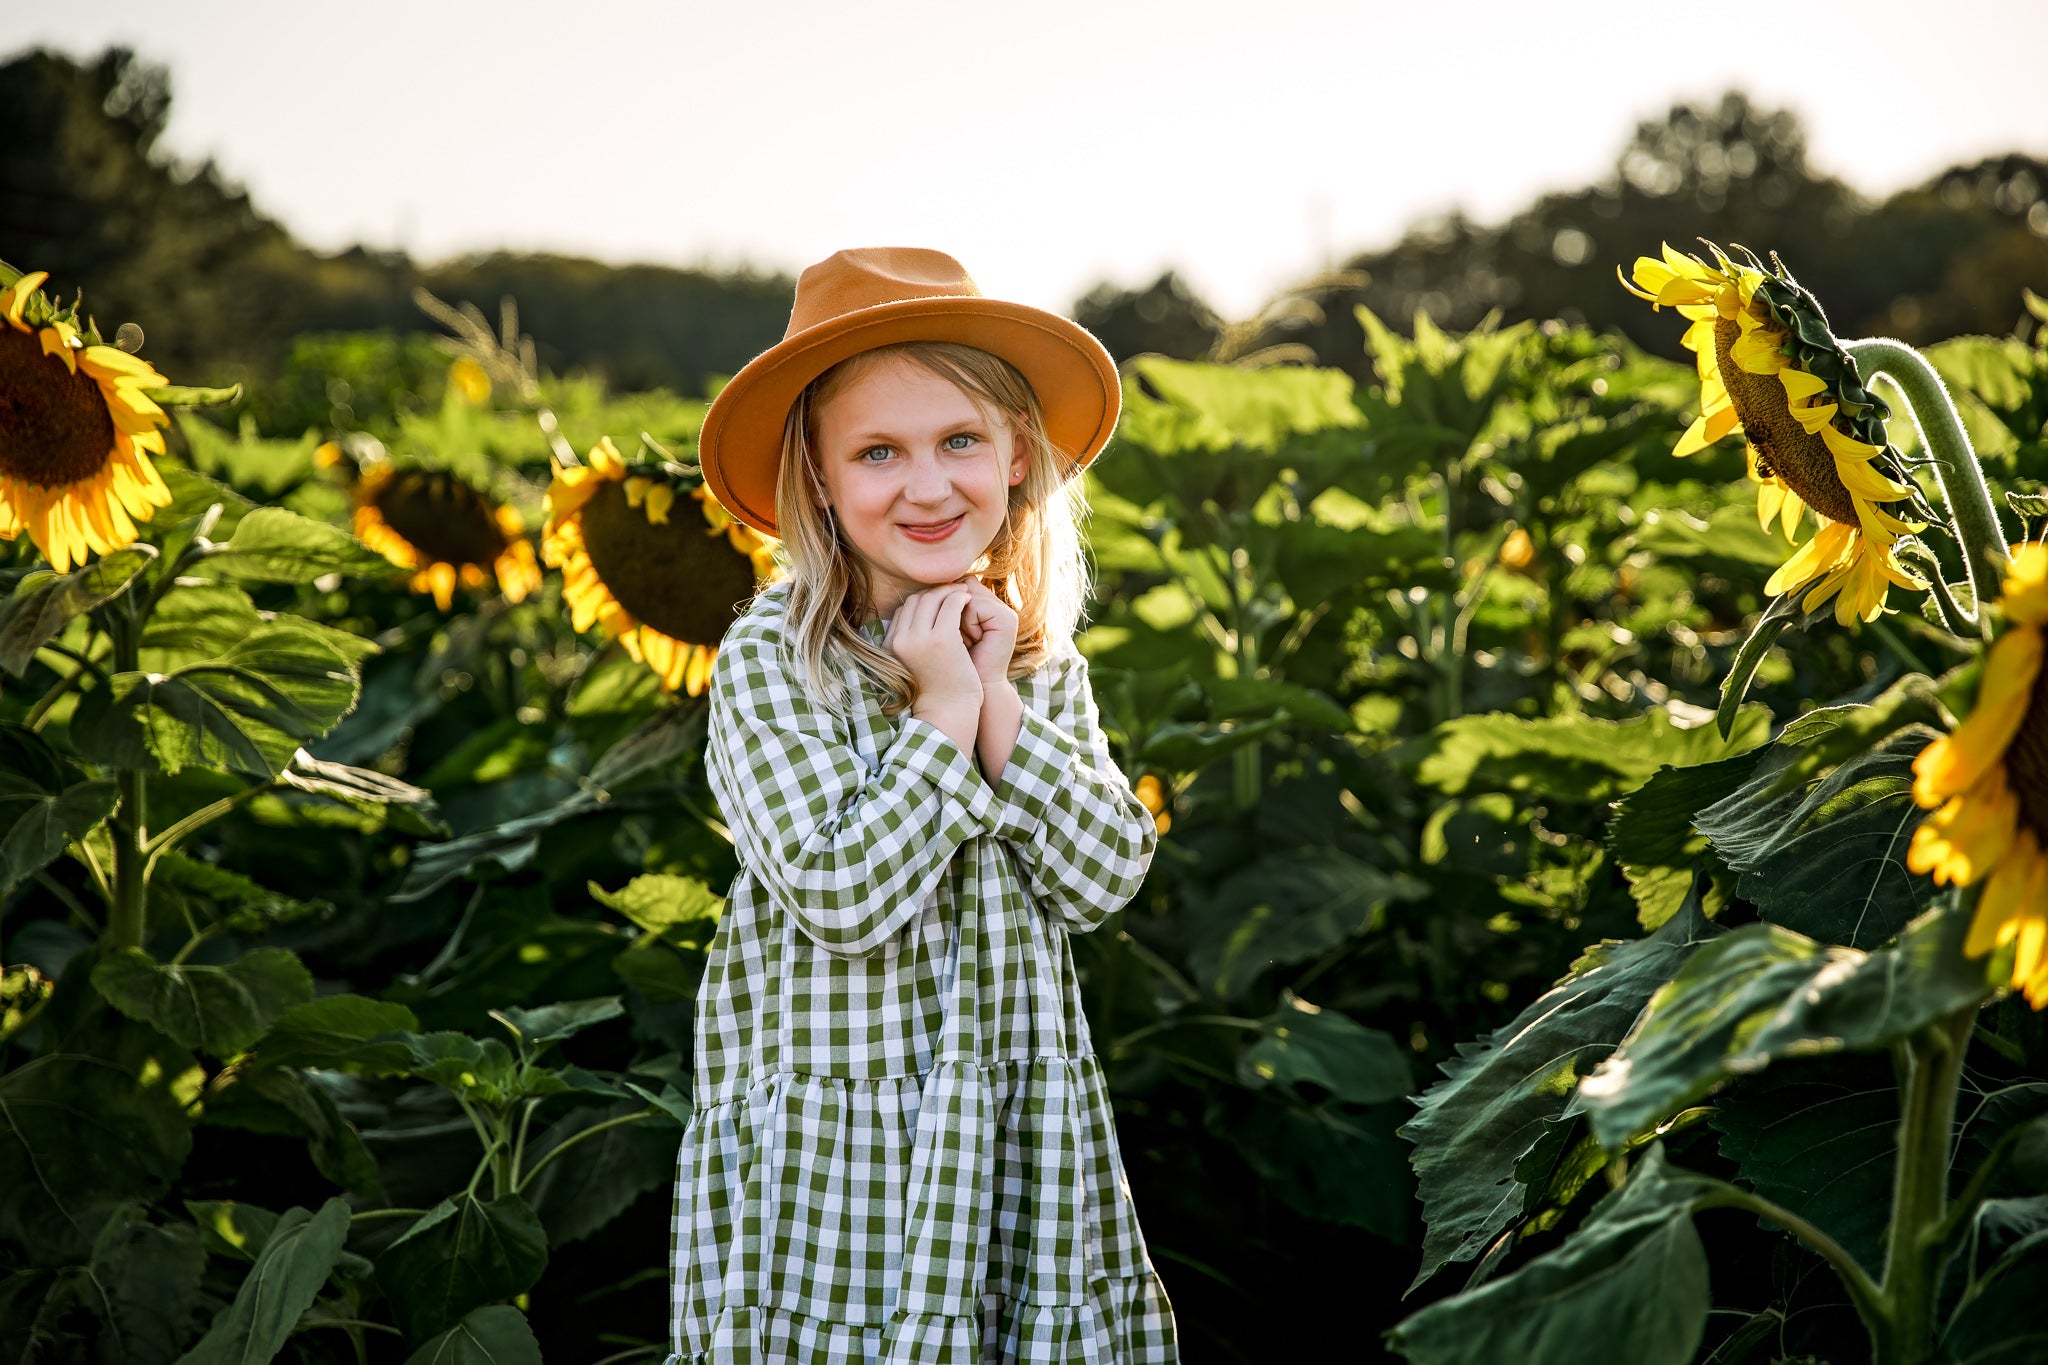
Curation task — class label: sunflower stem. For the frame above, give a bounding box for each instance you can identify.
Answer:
[1870,1002,1976,1365]
[1844,339,2008,638]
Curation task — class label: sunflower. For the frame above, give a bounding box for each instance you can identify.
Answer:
[351,463,543,611]
[1135,773,1172,836]
[542,436,781,695]
[0,268,175,572]
[1621,243,1927,625]
[1908,541,2048,1008]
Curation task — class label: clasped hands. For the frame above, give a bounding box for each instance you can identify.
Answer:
[882,576,1022,780]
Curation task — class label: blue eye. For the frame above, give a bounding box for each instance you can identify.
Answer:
[945,433,977,451]
[860,445,892,463]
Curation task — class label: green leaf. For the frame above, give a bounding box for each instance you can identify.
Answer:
[1387,1144,1716,1365]
[200,1068,382,1196]
[0,1204,208,1365]
[1136,713,1290,773]
[0,545,154,676]
[390,1032,521,1103]
[1710,1056,1897,1274]
[401,1305,543,1365]
[0,1018,195,1242]
[174,1197,350,1365]
[92,948,314,1057]
[492,996,623,1048]
[0,724,118,897]
[1942,1230,2048,1364]
[522,1099,675,1246]
[1200,675,1355,733]
[146,383,243,409]
[1183,849,1428,999]
[1714,593,1802,739]
[1226,1100,1411,1242]
[245,994,421,1073]
[1119,357,1360,454]
[184,1200,283,1263]
[72,622,362,778]
[149,852,331,935]
[1238,992,1411,1104]
[1695,724,1941,948]
[1399,886,1719,1291]
[1578,905,1991,1151]
[1405,706,1768,805]
[151,466,257,539]
[1605,750,1759,930]
[201,505,394,583]
[589,873,724,937]
[374,1194,549,1343]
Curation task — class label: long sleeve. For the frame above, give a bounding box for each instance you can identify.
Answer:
[705,621,997,957]
[986,649,1158,934]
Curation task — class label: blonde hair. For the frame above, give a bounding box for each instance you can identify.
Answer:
[763,340,1094,720]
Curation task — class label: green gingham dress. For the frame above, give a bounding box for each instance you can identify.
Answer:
[666,578,1179,1364]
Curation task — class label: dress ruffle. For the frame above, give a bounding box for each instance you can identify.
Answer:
[664,1273,1176,1365]
[669,1057,1174,1363]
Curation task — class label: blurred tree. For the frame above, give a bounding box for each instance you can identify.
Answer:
[0,47,793,395]
[1193,92,2048,384]
[1073,270,1225,362]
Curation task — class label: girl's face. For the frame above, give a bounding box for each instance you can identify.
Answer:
[811,352,1026,620]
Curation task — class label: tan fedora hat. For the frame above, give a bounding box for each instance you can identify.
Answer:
[698,246,1121,538]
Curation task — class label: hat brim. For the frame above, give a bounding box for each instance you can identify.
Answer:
[698,296,1120,538]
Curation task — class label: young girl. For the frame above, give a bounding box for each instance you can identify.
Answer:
[666,247,1179,1364]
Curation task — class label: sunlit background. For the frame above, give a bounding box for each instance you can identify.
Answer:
[4,0,2045,378]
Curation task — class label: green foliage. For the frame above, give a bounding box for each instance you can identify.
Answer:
[4,247,2044,1362]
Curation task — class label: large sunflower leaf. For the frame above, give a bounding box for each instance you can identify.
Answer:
[1116,357,1360,455]
[1695,720,1941,949]
[73,621,360,778]
[1402,706,1768,805]
[0,545,154,676]
[400,1305,543,1365]
[243,993,421,1073]
[0,723,118,897]
[200,505,395,583]
[1710,1054,1898,1275]
[1399,883,1719,1292]
[175,1197,351,1365]
[373,1193,549,1343]
[91,947,314,1057]
[1182,848,1428,999]
[1237,992,1412,1105]
[521,1100,675,1247]
[1941,1230,2048,1365]
[1578,905,1991,1151]
[1604,749,1760,930]
[1386,1144,1717,1365]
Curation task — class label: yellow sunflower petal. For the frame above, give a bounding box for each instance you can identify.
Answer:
[1913,626,2046,804]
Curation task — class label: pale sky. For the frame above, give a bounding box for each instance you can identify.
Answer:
[7,0,2044,318]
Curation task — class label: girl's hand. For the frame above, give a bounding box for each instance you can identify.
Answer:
[885,583,983,716]
[955,576,1019,691]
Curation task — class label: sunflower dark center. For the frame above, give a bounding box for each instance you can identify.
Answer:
[578,482,757,646]
[0,328,116,488]
[371,470,507,567]
[1714,312,1859,526]
[2006,645,2048,844]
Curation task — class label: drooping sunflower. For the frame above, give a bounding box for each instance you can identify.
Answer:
[1908,541,2048,1008]
[542,436,782,695]
[351,463,543,611]
[0,267,175,572]
[1621,243,1927,625]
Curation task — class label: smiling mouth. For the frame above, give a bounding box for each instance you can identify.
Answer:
[899,515,962,531]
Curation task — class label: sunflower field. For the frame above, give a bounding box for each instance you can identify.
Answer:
[2,247,2047,1365]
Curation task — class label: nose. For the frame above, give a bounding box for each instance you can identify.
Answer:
[903,450,954,505]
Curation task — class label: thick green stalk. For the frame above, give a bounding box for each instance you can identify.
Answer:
[1871,1004,1975,1365]
[106,613,148,952]
[1844,339,2010,635]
